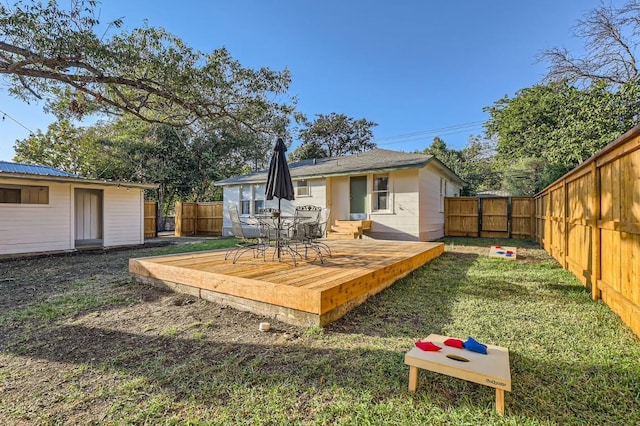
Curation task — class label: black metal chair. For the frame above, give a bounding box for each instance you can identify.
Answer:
[287,205,325,263]
[308,207,332,257]
[224,205,269,263]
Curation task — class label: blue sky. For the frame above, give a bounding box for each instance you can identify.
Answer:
[0,0,612,161]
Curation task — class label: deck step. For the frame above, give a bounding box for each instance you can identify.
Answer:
[326,220,372,239]
[326,231,360,239]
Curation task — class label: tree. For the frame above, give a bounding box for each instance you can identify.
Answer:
[0,0,294,134]
[484,80,640,186]
[13,120,103,177]
[291,113,377,160]
[541,0,640,87]
[422,137,462,174]
[456,136,501,195]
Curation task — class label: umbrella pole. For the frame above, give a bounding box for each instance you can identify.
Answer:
[277,198,281,260]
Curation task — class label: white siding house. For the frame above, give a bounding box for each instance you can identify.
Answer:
[215,149,464,241]
[0,161,156,256]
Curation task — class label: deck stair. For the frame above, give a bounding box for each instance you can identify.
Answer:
[327,220,372,239]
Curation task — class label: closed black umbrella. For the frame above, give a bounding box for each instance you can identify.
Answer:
[265,137,295,260]
[265,137,295,208]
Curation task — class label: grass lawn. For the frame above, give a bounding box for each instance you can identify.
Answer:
[1,237,638,425]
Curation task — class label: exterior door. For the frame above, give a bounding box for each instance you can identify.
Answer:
[349,176,367,220]
[75,189,103,245]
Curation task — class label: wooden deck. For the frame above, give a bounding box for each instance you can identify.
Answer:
[129,240,444,326]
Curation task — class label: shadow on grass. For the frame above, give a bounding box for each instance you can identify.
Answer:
[326,252,479,338]
[4,322,638,425]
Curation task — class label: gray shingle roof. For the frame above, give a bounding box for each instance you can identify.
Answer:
[216,148,463,186]
[0,161,79,177]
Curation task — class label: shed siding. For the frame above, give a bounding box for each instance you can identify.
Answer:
[0,177,146,256]
[0,178,73,255]
[101,186,145,247]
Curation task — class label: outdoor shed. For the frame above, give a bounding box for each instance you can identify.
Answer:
[215,149,464,241]
[0,161,157,256]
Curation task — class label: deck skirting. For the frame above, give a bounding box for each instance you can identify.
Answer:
[130,240,444,326]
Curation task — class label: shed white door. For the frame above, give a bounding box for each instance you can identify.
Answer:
[75,189,103,244]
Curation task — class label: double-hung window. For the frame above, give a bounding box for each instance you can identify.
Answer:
[240,185,251,215]
[296,180,309,197]
[373,174,389,211]
[253,184,265,213]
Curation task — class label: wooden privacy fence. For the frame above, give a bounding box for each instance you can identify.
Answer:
[144,201,157,238]
[175,201,223,236]
[536,125,640,338]
[444,197,536,239]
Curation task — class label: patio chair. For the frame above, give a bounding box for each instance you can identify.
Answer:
[308,207,332,257]
[287,205,325,263]
[225,205,269,263]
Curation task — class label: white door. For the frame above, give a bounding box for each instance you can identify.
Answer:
[75,189,103,242]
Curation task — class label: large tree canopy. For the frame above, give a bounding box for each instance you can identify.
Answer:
[484,80,640,191]
[0,0,294,134]
[290,113,377,161]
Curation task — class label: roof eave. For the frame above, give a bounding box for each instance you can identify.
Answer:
[0,172,158,189]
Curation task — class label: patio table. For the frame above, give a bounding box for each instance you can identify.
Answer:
[254,214,295,262]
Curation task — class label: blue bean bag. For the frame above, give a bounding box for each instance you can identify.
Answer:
[463,336,488,354]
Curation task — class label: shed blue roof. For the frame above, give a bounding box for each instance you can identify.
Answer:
[0,161,79,178]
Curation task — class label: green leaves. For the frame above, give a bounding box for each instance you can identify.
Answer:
[292,113,378,160]
[484,80,640,192]
[0,0,294,134]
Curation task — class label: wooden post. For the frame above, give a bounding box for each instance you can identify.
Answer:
[408,366,418,392]
[495,388,505,416]
[530,198,536,239]
[591,162,602,300]
[477,198,483,237]
[175,201,183,237]
[563,179,569,269]
[507,197,512,239]
[444,197,449,237]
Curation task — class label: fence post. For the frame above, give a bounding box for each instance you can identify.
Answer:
[444,197,449,236]
[591,162,601,300]
[477,198,483,237]
[175,201,183,237]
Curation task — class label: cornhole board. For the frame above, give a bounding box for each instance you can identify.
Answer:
[489,245,517,260]
[405,334,511,415]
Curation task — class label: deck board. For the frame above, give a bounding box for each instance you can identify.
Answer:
[130,239,443,326]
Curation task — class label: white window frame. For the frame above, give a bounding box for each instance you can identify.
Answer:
[439,178,447,212]
[240,185,251,215]
[295,179,309,197]
[372,174,390,212]
[253,184,265,213]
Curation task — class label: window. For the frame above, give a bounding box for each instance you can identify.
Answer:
[373,174,389,211]
[253,184,265,213]
[439,178,447,212]
[296,180,309,197]
[240,185,251,215]
[0,185,49,204]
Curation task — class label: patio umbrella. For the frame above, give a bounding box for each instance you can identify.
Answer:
[265,137,295,259]
[265,137,295,208]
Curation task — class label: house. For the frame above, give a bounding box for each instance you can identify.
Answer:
[0,161,157,256]
[215,149,464,241]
